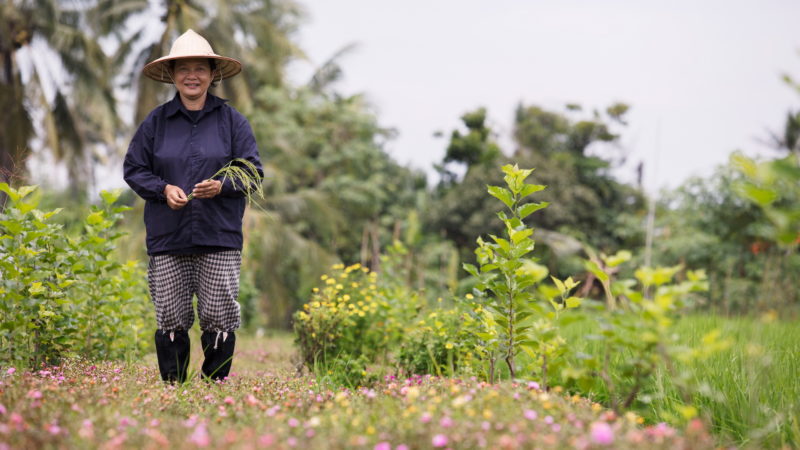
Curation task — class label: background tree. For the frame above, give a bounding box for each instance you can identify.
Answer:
[426,103,645,277]
[1,0,119,199]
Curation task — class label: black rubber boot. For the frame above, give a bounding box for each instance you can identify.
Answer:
[201,330,236,381]
[154,329,191,383]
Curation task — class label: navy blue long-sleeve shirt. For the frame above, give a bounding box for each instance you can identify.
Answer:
[123,93,263,255]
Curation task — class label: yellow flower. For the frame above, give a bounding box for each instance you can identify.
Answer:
[325,278,336,285]
[312,287,319,293]
[320,274,329,280]
[335,284,343,290]
[445,343,454,349]
[343,294,351,301]
[465,293,474,299]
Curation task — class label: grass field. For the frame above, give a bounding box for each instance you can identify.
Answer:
[556,314,800,448]
[0,331,711,449]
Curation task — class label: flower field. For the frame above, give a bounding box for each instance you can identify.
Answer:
[0,334,713,449]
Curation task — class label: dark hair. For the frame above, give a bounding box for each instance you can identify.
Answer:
[168,58,220,88]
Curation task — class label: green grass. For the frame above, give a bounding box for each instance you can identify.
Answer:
[557,314,800,448]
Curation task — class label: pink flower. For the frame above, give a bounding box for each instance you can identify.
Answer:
[374,442,391,450]
[78,419,94,439]
[118,417,135,428]
[523,409,538,420]
[432,434,448,447]
[527,381,540,390]
[439,416,454,428]
[6,368,15,376]
[590,422,614,445]
[47,423,61,435]
[551,424,561,432]
[287,436,298,447]
[0,404,6,415]
[288,417,300,427]
[26,390,43,400]
[224,396,235,405]
[189,423,210,447]
[396,445,409,450]
[258,434,276,446]
[544,415,553,424]
[420,412,432,423]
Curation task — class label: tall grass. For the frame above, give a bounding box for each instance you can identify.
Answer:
[559,315,799,448]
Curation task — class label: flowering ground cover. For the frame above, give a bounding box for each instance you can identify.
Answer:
[0,334,714,449]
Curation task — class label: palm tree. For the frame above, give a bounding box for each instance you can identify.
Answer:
[1,0,120,199]
[90,0,303,124]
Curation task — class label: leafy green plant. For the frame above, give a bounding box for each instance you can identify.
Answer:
[186,158,263,202]
[0,183,152,367]
[463,164,566,381]
[577,250,717,415]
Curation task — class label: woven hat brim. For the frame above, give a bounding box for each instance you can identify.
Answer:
[142,55,243,83]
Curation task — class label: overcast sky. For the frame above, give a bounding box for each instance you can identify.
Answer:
[287,0,800,191]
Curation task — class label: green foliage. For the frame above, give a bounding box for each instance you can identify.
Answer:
[396,302,480,378]
[427,104,645,274]
[731,152,800,247]
[571,251,715,416]
[0,184,152,368]
[243,85,428,328]
[655,162,800,313]
[293,263,414,378]
[442,107,501,169]
[462,164,564,381]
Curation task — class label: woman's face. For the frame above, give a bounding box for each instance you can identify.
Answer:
[172,58,213,102]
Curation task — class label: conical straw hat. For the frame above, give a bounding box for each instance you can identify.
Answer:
[142,29,242,83]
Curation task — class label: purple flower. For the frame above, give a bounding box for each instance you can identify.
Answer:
[590,422,614,445]
[6,368,15,376]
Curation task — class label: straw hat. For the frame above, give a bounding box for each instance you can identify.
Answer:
[142,29,242,83]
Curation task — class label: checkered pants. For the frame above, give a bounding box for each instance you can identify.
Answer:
[147,250,242,332]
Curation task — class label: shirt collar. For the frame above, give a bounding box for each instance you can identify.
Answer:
[165,92,228,118]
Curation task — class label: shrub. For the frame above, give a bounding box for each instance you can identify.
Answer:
[0,184,152,367]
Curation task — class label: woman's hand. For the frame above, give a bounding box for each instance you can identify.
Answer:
[164,184,188,210]
[192,179,222,199]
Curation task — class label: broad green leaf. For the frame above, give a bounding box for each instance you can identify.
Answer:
[17,186,37,199]
[0,183,20,202]
[0,221,23,236]
[738,183,778,206]
[29,282,46,296]
[487,186,514,209]
[463,263,479,277]
[518,201,548,219]
[585,260,609,283]
[99,189,122,205]
[86,211,104,226]
[510,228,533,244]
[565,297,581,308]
[519,184,546,198]
[551,276,567,294]
[604,250,632,267]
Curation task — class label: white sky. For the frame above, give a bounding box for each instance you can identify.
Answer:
[287,0,800,192]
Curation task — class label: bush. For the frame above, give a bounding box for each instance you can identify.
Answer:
[0,184,152,367]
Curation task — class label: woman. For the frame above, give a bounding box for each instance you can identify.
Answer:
[123,30,262,383]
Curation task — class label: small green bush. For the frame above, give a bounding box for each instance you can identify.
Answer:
[0,184,152,367]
